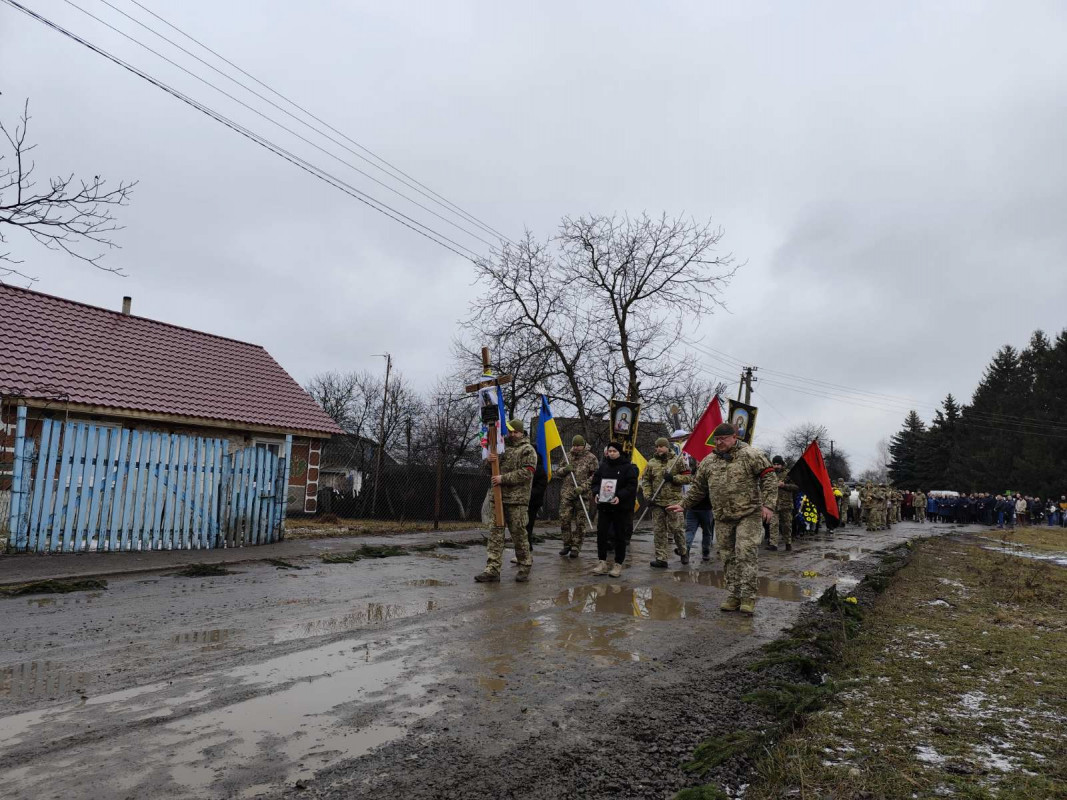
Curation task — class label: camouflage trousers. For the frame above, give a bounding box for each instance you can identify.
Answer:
[560,490,591,552]
[484,503,531,577]
[867,507,885,531]
[837,500,849,525]
[717,512,763,602]
[769,508,793,546]
[915,506,926,522]
[652,506,686,561]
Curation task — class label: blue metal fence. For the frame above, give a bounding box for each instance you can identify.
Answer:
[7,412,291,553]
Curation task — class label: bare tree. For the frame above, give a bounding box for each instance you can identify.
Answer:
[558,213,736,404]
[781,422,830,463]
[306,369,423,461]
[305,371,360,431]
[871,437,892,483]
[465,231,602,435]
[1,101,135,282]
[660,378,728,432]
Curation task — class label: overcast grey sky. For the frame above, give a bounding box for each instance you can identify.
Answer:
[3,0,1066,470]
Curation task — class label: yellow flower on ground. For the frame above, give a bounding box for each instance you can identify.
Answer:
[845,596,858,604]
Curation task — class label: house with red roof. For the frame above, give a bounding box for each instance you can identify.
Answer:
[1,285,341,551]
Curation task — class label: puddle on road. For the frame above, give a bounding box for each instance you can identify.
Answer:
[2,639,443,800]
[553,584,697,620]
[484,614,642,671]
[27,597,56,607]
[671,570,809,602]
[170,629,238,649]
[0,661,88,699]
[405,579,453,587]
[274,600,437,643]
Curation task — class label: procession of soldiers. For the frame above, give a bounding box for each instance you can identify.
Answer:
[468,383,950,616]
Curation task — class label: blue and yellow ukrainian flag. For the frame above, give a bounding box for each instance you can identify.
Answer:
[535,394,563,481]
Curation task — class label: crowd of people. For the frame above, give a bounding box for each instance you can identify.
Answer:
[918,492,1067,528]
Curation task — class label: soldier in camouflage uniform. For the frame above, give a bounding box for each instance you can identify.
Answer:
[475,419,538,583]
[767,456,797,551]
[866,484,884,532]
[836,481,850,527]
[913,490,927,523]
[555,435,598,558]
[641,437,691,567]
[669,423,777,615]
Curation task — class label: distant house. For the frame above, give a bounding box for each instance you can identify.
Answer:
[0,285,342,552]
[318,434,397,496]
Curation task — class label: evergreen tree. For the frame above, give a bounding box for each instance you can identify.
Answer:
[958,346,1023,491]
[1013,330,1067,496]
[888,410,926,488]
[919,394,961,489]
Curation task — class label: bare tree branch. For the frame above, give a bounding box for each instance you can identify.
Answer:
[0,100,135,282]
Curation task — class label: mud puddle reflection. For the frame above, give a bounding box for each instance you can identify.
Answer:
[274,600,437,643]
[553,584,698,619]
[672,570,810,602]
[0,661,88,699]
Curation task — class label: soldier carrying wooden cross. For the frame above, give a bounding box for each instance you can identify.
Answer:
[465,348,538,583]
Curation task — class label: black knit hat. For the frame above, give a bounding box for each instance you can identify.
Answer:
[606,441,624,453]
[772,455,785,465]
[712,422,737,438]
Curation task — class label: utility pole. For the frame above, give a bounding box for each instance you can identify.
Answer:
[371,352,391,516]
[738,366,757,404]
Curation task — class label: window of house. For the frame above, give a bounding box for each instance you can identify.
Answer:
[253,439,283,457]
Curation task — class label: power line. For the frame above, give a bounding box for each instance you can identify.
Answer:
[125,0,513,246]
[95,0,511,248]
[59,0,500,251]
[2,0,483,262]
[689,341,1067,431]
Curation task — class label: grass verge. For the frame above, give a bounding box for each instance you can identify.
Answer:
[174,563,234,577]
[0,577,108,596]
[739,536,1067,800]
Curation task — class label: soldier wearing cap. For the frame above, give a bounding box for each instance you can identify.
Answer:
[767,456,797,551]
[475,419,538,583]
[668,423,777,614]
[554,435,598,559]
[641,436,691,567]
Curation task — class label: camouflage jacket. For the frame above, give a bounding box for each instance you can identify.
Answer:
[913,492,926,509]
[556,450,599,498]
[682,441,777,521]
[640,452,691,507]
[494,436,538,506]
[775,468,799,511]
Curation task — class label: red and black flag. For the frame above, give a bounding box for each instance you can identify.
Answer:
[787,440,840,529]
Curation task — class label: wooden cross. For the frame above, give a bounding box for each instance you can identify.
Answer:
[464,347,512,528]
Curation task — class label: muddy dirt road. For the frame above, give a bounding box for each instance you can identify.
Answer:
[0,523,953,799]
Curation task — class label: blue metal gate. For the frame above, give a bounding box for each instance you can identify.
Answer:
[6,407,292,552]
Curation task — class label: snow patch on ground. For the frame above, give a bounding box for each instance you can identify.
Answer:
[915,745,945,765]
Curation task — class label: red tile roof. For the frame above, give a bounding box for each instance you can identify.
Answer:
[0,284,342,436]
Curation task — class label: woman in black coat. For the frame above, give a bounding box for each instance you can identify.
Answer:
[589,441,639,577]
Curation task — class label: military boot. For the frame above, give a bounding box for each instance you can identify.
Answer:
[515,572,530,583]
[765,543,778,551]
[592,560,609,575]
[474,572,500,583]
[739,599,756,615]
[558,545,571,557]
[649,559,668,569]
[569,548,580,559]
[720,597,741,612]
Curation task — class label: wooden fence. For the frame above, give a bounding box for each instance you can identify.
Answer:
[6,408,291,552]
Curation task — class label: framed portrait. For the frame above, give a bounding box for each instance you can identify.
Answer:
[726,399,758,444]
[608,399,641,451]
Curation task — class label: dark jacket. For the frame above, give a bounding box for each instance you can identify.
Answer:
[530,450,548,501]
[591,454,639,513]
